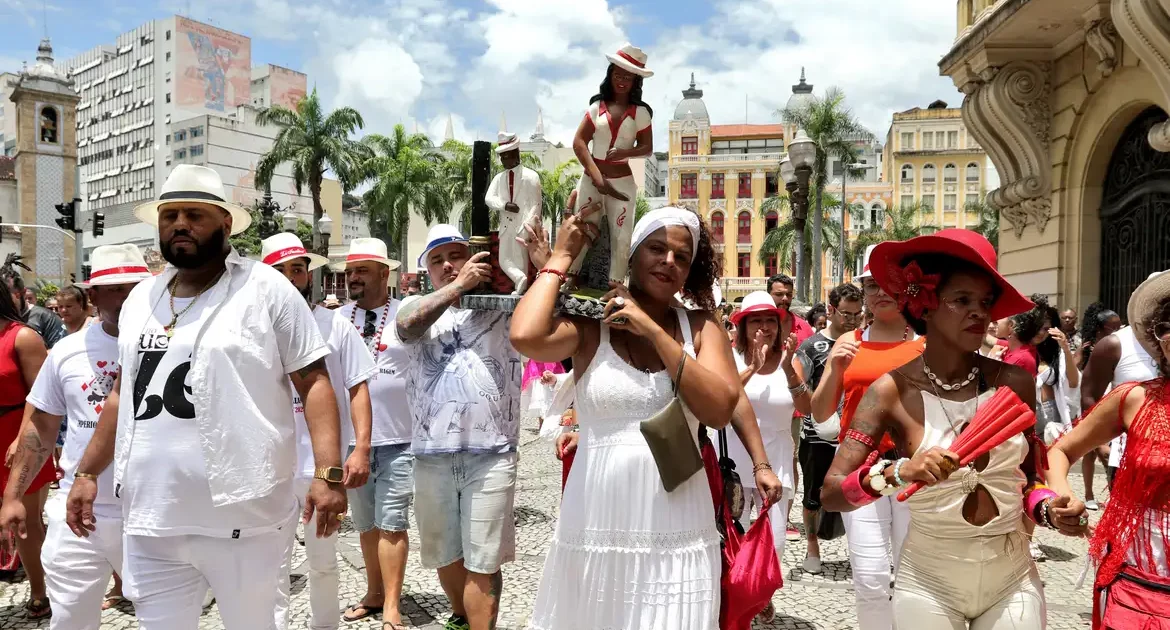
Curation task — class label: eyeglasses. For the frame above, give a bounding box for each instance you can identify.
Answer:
[836,309,864,321]
[862,282,882,295]
[363,309,377,338]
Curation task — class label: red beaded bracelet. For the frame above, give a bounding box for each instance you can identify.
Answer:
[539,268,568,284]
[843,429,878,451]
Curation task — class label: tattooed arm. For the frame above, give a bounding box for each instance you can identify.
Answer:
[396,251,491,343]
[2,406,59,502]
[820,375,894,512]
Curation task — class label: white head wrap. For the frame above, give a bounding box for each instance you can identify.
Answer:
[629,207,701,258]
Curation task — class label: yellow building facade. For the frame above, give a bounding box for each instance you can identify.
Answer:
[942,0,1170,312]
[884,104,990,231]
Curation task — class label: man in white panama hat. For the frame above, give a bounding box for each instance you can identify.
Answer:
[486,131,542,295]
[260,232,377,630]
[335,237,416,628]
[1,244,152,629]
[57,165,348,630]
[396,224,528,630]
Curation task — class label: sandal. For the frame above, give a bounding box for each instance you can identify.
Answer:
[101,594,126,610]
[343,602,383,622]
[757,602,776,624]
[382,623,407,630]
[26,597,51,619]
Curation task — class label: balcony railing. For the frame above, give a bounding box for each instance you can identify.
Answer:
[672,152,784,165]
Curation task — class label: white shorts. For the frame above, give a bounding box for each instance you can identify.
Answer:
[123,529,294,630]
[42,511,123,630]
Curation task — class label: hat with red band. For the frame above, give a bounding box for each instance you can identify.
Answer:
[260,232,328,271]
[868,228,1033,321]
[855,244,878,280]
[730,290,787,327]
[77,244,154,288]
[606,43,653,78]
[347,237,401,270]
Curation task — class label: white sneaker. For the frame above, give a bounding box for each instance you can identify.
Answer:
[1030,542,1045,561]
[1085,499,1100,511]
[803,554,822,574]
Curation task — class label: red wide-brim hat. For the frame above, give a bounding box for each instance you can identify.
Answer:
[869,228,1034,321]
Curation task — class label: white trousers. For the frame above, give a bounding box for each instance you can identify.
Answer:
[276,478,340,630]
[42,513,123,630]
[123,530,293,630]
[568,175,639,283]
[842,496,911,630]
[737,494,791,568]
[498,209,536,294]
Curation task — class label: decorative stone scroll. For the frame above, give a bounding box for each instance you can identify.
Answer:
[1114,0,1170,151]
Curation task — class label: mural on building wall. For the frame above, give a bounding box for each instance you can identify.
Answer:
[232,165,259,207]
[268,66,307,110]
[175,17,251,113]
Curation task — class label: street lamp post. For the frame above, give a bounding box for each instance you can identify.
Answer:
[257,190,280,240]
[785,130,817,302]
[838,162,875,286]
[281,213,299,233]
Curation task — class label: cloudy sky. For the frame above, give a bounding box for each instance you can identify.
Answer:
[1,0,964,150]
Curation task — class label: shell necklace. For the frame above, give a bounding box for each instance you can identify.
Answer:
[923,359,980,391]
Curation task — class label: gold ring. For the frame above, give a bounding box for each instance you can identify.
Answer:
[335,513,345,521]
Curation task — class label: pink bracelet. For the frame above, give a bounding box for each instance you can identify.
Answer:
[1024,487,1058,524]
[842,467,880,508]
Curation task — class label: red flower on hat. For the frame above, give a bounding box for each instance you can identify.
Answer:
[886,261,941,318]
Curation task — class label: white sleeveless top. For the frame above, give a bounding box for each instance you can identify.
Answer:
[724,352,795,495]
[585,101,652,162]
[907,389,1029,538]
[1107,327,1159,467]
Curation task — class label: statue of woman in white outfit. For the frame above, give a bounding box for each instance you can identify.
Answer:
[568,43,655,288]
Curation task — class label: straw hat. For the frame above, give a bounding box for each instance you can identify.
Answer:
[854,244,878,280]
[77,244,153,288]
[606,44,653,78]
[730,290,786,327]
[134,165,252,236]
[496,131,520,154]
[1127,270,1170,360]
[260,232,328,270]
[346,237,400,270]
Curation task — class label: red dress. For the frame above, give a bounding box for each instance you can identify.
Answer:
[0,321,55,496]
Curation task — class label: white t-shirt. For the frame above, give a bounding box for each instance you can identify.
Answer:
[338,301,412,446]
[292,306,377,478]
[26,324,120,518]
[123,296,297,537]
[405,308,523,455]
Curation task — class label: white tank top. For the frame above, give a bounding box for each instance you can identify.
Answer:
[1113,326,1159,387]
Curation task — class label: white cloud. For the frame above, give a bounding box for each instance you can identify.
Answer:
[332,38,424,124]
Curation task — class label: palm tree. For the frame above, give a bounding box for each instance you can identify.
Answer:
[966,198,999,250]
[254,88,368,254]
[442,139,544,232]
[634,193,651,224]
[757,193,845,274]
[539,160,581,238]
[846,202,939,274]
[361,125,449,262]
[779,86,872,299]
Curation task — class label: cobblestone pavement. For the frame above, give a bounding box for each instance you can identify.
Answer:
[0,421,1100,629]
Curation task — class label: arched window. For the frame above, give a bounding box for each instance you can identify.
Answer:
[966,162,980,182]
[869,201,886,228]
[710,212,724,243]
[922,164,937,183]
[737,211,751,244]
[900,164,914,183]
[40,106,59,144]
[943,163,958,183]
[765,211,778,232]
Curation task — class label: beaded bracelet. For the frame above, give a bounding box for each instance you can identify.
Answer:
[892,457,909,487]
[843,429,877,451]
[788,381,810,396]
[539,268,568,284]
[752,462,773,473]
[1039,499,1055,529]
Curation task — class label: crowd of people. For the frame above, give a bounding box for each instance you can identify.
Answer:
[0,55,1164,630]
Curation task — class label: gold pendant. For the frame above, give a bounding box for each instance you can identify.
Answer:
[165,327,173,338]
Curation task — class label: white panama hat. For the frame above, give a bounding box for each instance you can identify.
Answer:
[1127,269,1170,360]
[77,244,154,288]
[260,232,328,271]
[134,165,252,236]
[417,224,469,268]
[854,244,879,280]
[496,131,521,154]
[346,237,401,270]
[606,43,653,78]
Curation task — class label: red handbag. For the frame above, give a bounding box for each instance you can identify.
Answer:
[1098,565,1170,629]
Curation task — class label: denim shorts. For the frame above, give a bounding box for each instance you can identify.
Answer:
[413,451,517,575]
[346,443,414,533]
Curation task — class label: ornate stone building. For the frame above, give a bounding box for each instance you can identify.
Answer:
[943,0,1170,311]
[9,38,80,283]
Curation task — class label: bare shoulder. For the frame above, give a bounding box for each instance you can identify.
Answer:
[687,310,723,354]
[13,326,45,353]
[982,356,1036,406]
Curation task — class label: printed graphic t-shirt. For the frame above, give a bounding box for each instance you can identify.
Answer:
[338,301,412,446]
[123,296,297,537]
[292,306,377,478]
[26,324,120,518]
[796,329,840,444]
[405,308,523,455]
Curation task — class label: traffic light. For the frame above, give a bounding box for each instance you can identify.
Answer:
[54,200,75,231]
[92,212,105,237]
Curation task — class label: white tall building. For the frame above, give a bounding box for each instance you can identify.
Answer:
[0,73,18,156]
[60,16,309,258]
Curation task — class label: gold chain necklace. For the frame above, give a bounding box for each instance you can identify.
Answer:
[164,272,222,338]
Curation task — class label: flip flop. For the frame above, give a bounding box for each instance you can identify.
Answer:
[26,597,51,619]
[343,603,383,622]
[382,623,407,630]
[101,594,126,610]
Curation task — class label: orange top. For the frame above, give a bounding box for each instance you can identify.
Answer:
[840,329,927,453]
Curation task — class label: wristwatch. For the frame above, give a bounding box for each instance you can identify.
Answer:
[313,467,344,484]
[867,459,897,496]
